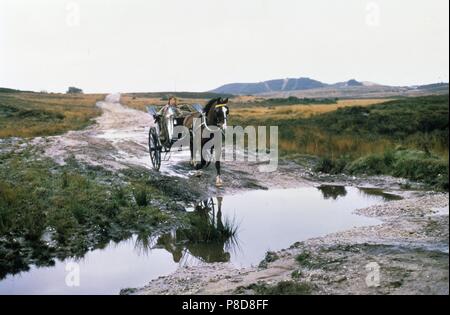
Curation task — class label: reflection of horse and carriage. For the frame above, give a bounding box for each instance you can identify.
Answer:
[134,197,239,265]
[147,97,229,186]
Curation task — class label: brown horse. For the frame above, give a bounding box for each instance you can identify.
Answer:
[184,97,229,186]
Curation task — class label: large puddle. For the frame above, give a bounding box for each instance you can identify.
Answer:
[0,185,399,294]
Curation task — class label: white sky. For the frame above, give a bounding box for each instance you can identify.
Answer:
[0,0,448,93]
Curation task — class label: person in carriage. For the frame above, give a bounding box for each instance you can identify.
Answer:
[157,96,183,144]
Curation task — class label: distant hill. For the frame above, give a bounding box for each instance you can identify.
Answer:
[210,77,327,95]
[0,87,25,93]
[209,78,449,98]
[415,83,449,92]
[124,91,233,100]
[332,79,365,88]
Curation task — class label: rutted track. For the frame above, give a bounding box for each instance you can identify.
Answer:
[38,94,312,194]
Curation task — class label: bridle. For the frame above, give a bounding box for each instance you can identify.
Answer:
[199,103,228,135]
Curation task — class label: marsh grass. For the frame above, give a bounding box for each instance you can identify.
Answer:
[349,148,448,190]
[242,281,314,295]
[231,98,389,122]
[232,95,449,189]
[0,149,174,279]
[258,251,280,269]
[0,92,104,138]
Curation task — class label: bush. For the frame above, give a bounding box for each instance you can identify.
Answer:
[346,154,387,175]
[314,157,334,173]
[66,87,83,94]
[313,147,449,191]
[346,148,448,190]
[133,187,149,207]
[314,156,350,174]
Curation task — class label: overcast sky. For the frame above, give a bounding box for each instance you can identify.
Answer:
[0,0,448,93]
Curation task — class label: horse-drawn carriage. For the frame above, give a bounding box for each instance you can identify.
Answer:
[146,98,229,186]
[146,104,199,171]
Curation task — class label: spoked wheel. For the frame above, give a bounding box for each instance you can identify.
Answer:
[148,127,161,171]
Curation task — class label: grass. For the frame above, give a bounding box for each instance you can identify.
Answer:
[232,96,338,108]
[231,94,449,190]
[309,95,448,141]
[295,251,313,267]
[0,91,104,138]
[314,147,449,190]
[231,98,389,122]
[258,251,280,269]
[291,270,302,279]
[0,144,238,277]
[241,281,314,295]
[0,148,176,279]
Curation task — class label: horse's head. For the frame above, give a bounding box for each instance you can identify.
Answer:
[205,97,230,130]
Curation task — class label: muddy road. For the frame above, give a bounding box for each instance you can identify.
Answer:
[38,93,312,195]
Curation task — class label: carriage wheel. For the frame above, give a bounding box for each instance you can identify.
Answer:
[148,127,161,171]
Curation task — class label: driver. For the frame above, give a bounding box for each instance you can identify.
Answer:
[158,96,182,144]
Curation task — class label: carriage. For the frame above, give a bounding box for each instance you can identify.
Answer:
[146,104,202,171]
[146,97,229,187]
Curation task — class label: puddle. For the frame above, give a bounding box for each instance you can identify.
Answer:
[356,187,403,201]
[0,185,398,295]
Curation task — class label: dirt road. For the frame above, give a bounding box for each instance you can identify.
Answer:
[39,93,156,171]
[38,94,313,195]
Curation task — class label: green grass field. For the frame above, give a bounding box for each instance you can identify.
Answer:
[0,91,104,138]
[232,95,449,190]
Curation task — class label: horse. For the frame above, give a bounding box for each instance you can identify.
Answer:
[184,97,229,187]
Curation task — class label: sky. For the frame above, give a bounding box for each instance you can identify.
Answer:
[0,0,449,93]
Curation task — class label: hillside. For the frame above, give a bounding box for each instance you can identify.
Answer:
[209,78,449,98]
[210,77,327,94]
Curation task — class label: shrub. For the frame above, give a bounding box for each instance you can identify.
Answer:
[341,148,448,190]
[133,187,149,207]
[314,157,334,173]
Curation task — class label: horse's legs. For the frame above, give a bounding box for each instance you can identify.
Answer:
[215,141,223,187]
[215,161,221,176]
[215,161,223,187]
[195,137,207,170]
[189,130,194,165]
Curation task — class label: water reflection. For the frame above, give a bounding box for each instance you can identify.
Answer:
[317,185,347,200]
[357,187,403,202]
[133,233,159,256]
[317,185,403,202]
[1,186,397,294]
[155,197,240,264]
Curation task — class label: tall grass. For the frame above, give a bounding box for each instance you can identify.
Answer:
[0,150,172,279]
[231,95,449,189]
[0,92,104,138]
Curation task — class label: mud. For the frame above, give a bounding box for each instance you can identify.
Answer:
[35,94,311,196]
